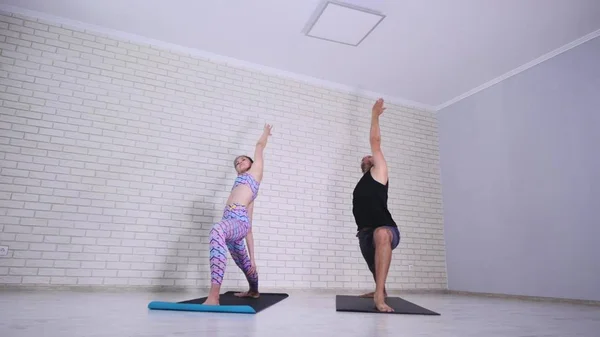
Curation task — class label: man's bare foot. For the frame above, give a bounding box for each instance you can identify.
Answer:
[201,296,219,305]
[234,290,260,298]
[374,292,394,312]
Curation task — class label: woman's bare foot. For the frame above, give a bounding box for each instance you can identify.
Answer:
[202,284,221,305]
[374,292,394,312]
[234,290,260,298]
[201,296,219,305]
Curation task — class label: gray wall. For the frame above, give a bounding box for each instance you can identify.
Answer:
[438,36,600,301]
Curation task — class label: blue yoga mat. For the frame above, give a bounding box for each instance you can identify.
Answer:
[148,291,289,314]
[148,301,256,313]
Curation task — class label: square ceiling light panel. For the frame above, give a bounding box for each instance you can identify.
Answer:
[304,1,385,46]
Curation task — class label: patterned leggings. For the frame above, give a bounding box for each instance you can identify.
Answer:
[209,204,258,291]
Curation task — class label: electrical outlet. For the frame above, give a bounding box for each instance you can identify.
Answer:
[408,264,413,271]
[0,246,8,257]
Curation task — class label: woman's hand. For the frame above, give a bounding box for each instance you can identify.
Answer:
[249,257,257,275]
[263,123,273,136]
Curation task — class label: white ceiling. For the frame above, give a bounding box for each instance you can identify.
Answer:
[2,0,600,110]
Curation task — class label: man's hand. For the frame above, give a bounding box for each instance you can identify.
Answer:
[372,98,386,117]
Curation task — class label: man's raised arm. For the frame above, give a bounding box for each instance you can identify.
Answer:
[370,98,388,184]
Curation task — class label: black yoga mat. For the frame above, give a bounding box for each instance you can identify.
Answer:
[179,291,289,313]
[336,295,440,315]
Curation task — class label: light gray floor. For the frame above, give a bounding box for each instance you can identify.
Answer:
[1,290,599,337]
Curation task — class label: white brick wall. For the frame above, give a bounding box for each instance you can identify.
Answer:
[0,10,447,290]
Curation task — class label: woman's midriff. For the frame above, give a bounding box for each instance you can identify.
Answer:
[226,184,254,206]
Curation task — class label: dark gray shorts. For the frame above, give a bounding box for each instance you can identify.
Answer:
[357,226,400,275]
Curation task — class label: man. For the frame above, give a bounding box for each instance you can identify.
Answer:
[352,98,401,312]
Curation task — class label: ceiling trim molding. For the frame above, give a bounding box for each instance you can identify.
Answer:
[0,4,436,113]
[435,28,600,111]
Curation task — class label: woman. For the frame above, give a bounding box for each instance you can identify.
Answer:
[202,123,273,305]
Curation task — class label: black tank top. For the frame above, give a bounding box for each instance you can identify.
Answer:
[352,170,396,231]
